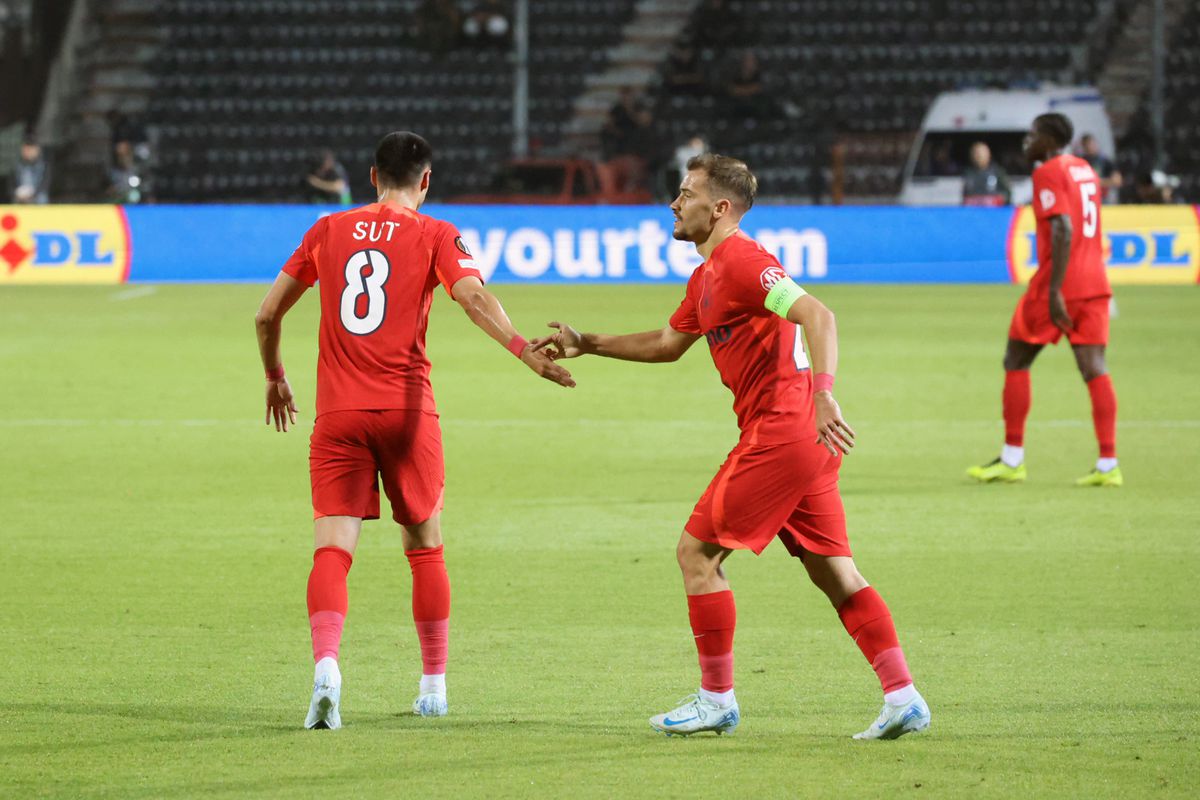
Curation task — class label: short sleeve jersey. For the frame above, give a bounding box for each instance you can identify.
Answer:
[668,232,814,446]
[281,203,482,417]
[1030,154,1110,300]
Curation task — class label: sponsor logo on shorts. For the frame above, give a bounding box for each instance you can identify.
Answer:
[0,205,131,284]
[1007,205,1200,286]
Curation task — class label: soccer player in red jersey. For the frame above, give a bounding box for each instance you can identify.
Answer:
[537,154,930,738]
[968,113,1121,487]
[255,132,575,729]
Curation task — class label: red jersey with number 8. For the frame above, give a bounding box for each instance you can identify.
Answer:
[669,232,815,446]
[1029,154,1110,301]
[281,203,482,417]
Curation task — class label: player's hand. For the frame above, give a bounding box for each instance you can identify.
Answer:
[814,391,855,456]
[265,377,299,432]
[520,345,576,388]
[541,321,586,359]
[1049,289,1074,333]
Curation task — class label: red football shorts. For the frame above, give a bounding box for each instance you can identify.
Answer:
[309,409,444,525]
[1009,293,1110,346]
[685,438,851,558]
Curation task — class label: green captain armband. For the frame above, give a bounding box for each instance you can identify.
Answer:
[764,275,807,318]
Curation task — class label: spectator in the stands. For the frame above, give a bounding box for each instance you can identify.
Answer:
[600,87,657,194]
[808,120,836,205]
[727,51,763,99]
[929,141,959,177]
[663,42,705,96]
[461,0,510,48]
[305,149,351,205]
[12,134,50,204]
[1132,170,1180,204]
[726,51,780,120]
[600,87,644,159]
[107,139,150,204]
[961,141,1011,206]
[416,0,461,53]
[107,110,146,157]
[1078,133,1122,203]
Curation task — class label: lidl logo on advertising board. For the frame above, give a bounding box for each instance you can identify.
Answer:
[1008,205,1200,285]
[0,206,131,284]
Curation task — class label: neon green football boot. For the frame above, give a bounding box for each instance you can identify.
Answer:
[1076,466,1123,487]
[966,457,1027,483]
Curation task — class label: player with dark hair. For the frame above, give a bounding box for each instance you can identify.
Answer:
[537,153,930,739]
[255,131,575,730]
[968,112,1121,487]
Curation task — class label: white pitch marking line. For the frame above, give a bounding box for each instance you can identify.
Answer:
[110,286,158,302]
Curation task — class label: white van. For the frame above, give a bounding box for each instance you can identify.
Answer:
[898,86,1116,206]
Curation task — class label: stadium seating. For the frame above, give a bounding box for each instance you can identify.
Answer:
[648,0,1096,199]
[1112,1,1198,203]
[139,0,1200,203]
[1158,2,1199,201]
[147,0,635,202]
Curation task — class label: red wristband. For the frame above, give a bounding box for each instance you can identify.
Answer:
[506,335,529,358]
[265,364,286,381]
[813,372,834,392]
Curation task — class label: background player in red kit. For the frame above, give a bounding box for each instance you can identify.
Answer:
[537,154,930,738]
[255,131,575,729]
[968,113,1121,487]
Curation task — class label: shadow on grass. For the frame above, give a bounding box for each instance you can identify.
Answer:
[8,700,730,756]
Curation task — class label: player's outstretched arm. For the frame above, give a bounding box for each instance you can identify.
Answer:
[785,294,856,455]
[255,272,308,432]
[450,276,576,388]
[538,321,700,363]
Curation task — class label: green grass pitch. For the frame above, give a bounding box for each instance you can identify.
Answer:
[1,283,1197,798]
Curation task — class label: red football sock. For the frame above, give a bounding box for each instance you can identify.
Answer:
[1086,374,1118,458]
[838,586,913,694]
[406,545,450,675]
[306,546,353,663]
[1003,369,1031,447]
[687,590,736,693]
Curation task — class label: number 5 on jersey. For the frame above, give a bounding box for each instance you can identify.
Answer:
[1080,183,1098,239]
[340,249,391,335]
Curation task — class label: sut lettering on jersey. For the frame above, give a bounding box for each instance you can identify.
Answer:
[4,204,1199,285]
[1008,205,1200,286]
[0,206,131,284]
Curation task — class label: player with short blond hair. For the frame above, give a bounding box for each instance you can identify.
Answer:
[539,154,930,739]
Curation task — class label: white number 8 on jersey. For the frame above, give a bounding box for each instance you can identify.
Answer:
[340,249,391,335]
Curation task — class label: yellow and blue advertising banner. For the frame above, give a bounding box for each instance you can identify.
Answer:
[1008,204,1200,286]
[0,206,131,284]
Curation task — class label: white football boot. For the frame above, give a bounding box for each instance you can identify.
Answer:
[649,693,740,736]
[852,692,930,740]
[304,658,342,730]
[412,693,448,717]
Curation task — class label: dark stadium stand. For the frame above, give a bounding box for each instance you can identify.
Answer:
[1166,5,1200,200]
[29,0,1183,203]
[648,0,1098,199]
[528,1,638,150]
[147,0,635,202]
[1122,1,1199,201]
